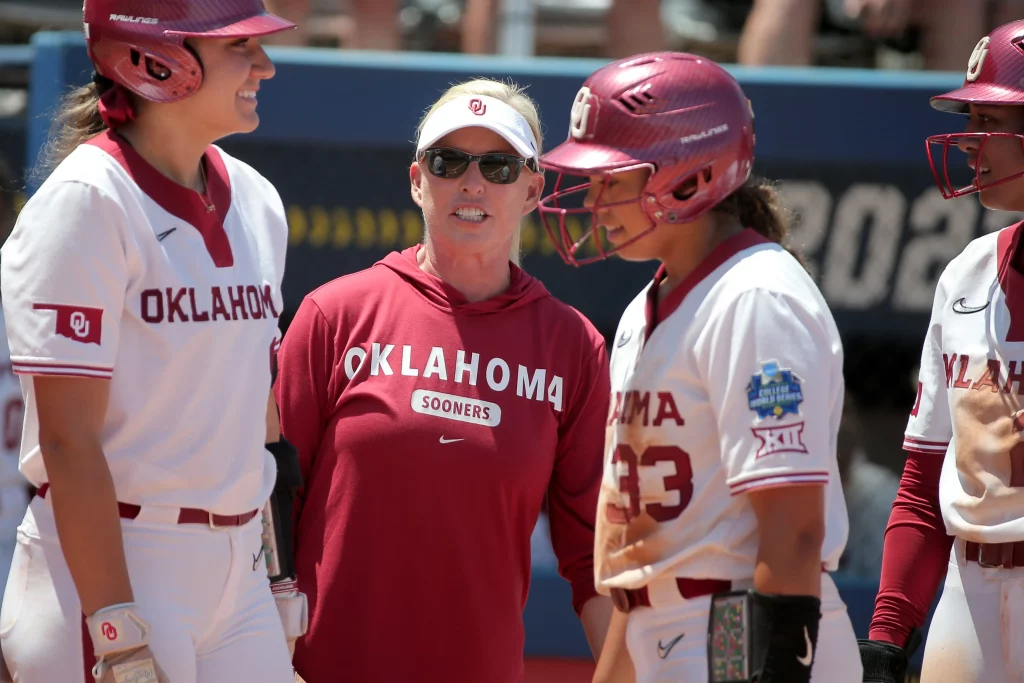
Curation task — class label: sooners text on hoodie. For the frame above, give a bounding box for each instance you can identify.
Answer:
[275,245,609,683]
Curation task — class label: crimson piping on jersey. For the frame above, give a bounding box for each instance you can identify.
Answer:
[85,130,234,267]
[643,228,771,340]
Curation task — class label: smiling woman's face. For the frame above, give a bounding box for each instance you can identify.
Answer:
[169,36,277,139]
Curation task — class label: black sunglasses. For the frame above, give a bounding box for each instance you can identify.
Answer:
[419,147,538,185]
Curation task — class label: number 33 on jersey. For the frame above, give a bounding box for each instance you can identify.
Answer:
[594,233,851,591]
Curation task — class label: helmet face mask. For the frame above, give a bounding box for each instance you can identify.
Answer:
[926,130,1024,199]
[539,164,658,266]
[538,52,755,267]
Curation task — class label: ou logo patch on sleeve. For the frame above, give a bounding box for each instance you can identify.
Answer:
[569,86,598,140]
[966,36,990,83]
[32,303,102,345]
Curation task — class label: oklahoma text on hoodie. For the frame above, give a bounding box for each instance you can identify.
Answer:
[275,245,610,683]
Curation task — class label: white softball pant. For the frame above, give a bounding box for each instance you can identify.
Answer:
[625,572,862,683]
[0,495,294,682]
[920,538,1024,683]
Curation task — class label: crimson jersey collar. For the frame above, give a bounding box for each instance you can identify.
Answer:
[996,220,1024,342]
[86,130,234,267]
[644,228,770,340]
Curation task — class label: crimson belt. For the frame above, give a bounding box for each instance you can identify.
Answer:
[36,483,258,528]
[965,540,1024,569]
[609,578,733,613]
[610,565,832,614]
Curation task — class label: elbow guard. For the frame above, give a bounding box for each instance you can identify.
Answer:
[262,437,301,583]
[268,436,302,494]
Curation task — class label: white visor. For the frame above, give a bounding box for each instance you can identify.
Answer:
[416,95,539,162]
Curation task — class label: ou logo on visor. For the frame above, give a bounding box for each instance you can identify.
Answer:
[966,36,990,82]
[569,86,597,140]
[468,98,487,116]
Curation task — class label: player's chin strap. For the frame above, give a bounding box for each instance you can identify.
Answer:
[708,590,821,683]
[263,437,309,656]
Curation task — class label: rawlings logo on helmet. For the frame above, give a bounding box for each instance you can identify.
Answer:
[679,124,729,145]
[108,14,159,24]
[569,87,597,140]
[966,36,990,82]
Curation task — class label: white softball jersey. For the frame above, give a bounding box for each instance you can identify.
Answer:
[594,229,850,592]
[0,130,286,515]
[904,221,1024,543]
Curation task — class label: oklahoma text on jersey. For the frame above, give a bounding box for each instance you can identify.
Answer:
[938,354,1024,394]
[339,341,564,425]
[139,284,279,323]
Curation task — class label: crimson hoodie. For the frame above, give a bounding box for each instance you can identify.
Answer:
[276,245,609,683]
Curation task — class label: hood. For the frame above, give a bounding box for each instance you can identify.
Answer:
[376,245,550,315]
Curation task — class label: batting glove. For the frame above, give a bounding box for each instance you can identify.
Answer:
[859,629,921,683]
[85,603,169,683]
[271,580,308,658]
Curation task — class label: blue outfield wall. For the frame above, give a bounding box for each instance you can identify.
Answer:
[0,45,32,184]
[24,32,946,668]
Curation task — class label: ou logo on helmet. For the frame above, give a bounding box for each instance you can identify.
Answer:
[569,86,597,140]
[966,36,990,83]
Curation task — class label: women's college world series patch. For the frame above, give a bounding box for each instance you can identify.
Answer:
[746,360,804,420]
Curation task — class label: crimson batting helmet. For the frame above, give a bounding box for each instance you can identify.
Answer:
[84,0,295,104]
[537,52,755,266]
[926,20,1024,199]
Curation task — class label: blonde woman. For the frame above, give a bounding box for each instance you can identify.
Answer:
[275,79,614,683]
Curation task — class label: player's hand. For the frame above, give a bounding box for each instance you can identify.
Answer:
[843,0,912,37]
[858,639,909,683]
[86,603,167,683]
[93,644,170,683]
[294,673,307,683]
